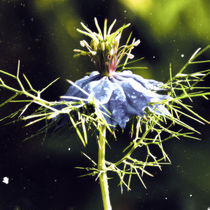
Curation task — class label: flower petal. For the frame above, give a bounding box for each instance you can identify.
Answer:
[87,77,113,104]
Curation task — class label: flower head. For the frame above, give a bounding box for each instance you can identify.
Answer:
[59,18,170,128]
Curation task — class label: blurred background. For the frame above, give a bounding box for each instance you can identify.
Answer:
[0,0,209,209]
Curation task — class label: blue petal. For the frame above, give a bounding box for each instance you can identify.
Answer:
[88,77,113,104]
[65,71,101,99]
[116,71,164,90]
[103,80,128,128]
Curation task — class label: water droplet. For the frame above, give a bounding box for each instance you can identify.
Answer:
[131,95,137,99]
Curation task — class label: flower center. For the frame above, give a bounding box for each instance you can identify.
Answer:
[73,18,140,77]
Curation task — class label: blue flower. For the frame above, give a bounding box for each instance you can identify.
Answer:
[56,19,171,129]
[61,70,170,128]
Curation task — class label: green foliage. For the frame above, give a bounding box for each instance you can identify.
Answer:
[0,45,209,192]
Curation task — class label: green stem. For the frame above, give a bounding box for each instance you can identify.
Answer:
[98,125,112,210]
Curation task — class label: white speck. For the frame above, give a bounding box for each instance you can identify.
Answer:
[131,95,136,99]
[124,10,127,13]
[189,194,192,197]
[68,147,71,151]
[181,54,184,58]
[153,56,156,59]
[165,197,168,200]
[2,177,9,184]
[207,207,210,210]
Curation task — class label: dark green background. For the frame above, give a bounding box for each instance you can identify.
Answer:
[0,0,209,209]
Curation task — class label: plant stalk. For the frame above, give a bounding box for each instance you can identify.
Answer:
[98,125,112,210]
